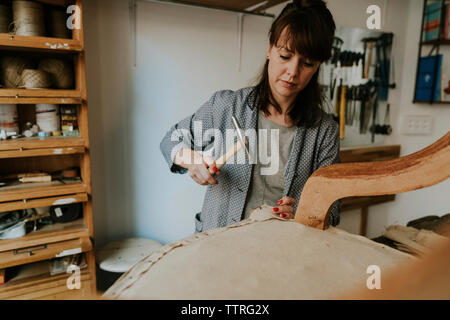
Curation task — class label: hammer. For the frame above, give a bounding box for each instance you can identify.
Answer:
[208,116,251,175]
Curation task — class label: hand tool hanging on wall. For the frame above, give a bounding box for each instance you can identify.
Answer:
[334,78,343,119]
[381,104,392,135]
[370,104,392,136]
[360,83,377,135]
[362,38,377,79]
[378,33,396,97]
[359,86,368,134]
[339,85,347,140]
[369,88,378,142]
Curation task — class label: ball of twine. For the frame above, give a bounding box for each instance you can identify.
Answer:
[0,5,11,34]
[38,59,73,89]
[11,0,45,36]
[19,69,52,89]
[50,9,71,38]
[1,56,34,88]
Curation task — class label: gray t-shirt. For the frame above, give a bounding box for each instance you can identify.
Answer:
[242,112,296,219]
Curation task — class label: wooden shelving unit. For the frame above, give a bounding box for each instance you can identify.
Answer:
[0,0,96,299]
[413,0,450,104]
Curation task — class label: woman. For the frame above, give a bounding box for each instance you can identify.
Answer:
[160,0,340,233]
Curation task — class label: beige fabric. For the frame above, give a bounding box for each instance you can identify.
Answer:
[384,225,449,255]
[104,205,414,300]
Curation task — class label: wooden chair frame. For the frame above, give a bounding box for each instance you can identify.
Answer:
[295,132,450,230]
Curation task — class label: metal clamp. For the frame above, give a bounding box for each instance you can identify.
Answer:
[14,244,47,256]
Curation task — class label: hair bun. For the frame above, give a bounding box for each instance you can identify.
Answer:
[293,0,303,10]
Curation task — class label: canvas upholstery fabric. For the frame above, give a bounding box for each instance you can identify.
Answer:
[104,205,415,300]
[159,87,341,232]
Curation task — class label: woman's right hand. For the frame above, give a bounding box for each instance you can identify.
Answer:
[175,148,221,186]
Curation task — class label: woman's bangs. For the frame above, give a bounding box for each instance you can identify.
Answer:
[273,15,332,62]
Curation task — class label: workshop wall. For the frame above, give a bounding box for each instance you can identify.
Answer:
[84,0,449,246]
[326,0,450,237]
[84,0,276,245]
[84,0,135,246]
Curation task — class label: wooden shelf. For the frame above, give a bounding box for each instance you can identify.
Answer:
[341,195,396,212]
[0,34,81,53]
[0,193,88,213]
[0,219,88,253]
[0,0,97,297]
[0,236,92,269]
[0,137,85,152]
[0,137,85,159]
[421,39,450,46]
[0,89,80,99]
[340,145,401,163]
[0,180,87,203]
[413,100,450,104]
[0,262,92,300]
[152,0,286,16]
[0,97,82,104]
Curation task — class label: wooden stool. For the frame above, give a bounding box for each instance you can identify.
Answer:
[96,238,162,273]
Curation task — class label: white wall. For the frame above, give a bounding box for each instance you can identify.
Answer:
[326,0,450,237]
[84,0,135,245]
[84,0,449,246]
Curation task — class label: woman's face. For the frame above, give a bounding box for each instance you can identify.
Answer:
[267,30,320,103]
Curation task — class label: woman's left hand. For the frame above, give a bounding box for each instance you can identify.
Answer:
[272,196,296,220]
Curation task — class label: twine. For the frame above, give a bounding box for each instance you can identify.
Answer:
[0,5,10,34]
[1,56,34,88]
[39,59,73,89]
[11,0,45,36]
[50,9,70,38]
[19,69,52,89]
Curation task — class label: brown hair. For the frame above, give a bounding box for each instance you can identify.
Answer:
[253,0,336,128]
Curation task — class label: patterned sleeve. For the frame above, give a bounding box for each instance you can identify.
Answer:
[316,117,341,226]
[159,92,219,174]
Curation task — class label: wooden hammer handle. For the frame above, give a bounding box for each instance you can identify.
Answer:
[208,141,243,175]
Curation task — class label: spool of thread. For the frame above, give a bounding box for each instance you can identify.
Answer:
[38,59,73,89]
[1,56,34,88]
[0,104,19,134]
[20,69,52,89]
[0,4,11,34]
[11,0,45,36]
[63,169,78,178]
[49,9,70,38]
[36,104,60,133]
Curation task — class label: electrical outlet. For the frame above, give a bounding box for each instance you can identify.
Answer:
[400,115,433,135]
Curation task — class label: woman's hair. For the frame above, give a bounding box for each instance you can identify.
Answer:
[253,0,336,128]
